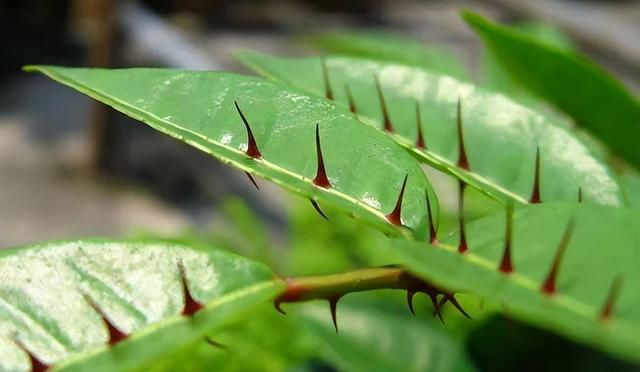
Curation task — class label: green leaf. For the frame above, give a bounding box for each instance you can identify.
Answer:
[305,32,469,80]
[299,302,475,372]
[463,11,640,171]
[237,51,624,206]
[385,203,640,363]
[25,66,438,241]
[0,239,281,371]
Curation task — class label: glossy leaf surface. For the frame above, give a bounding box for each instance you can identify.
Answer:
[0,239,281,371]
[26,66,438,240]
[463,12,640,171]
[386,203,640,363]
[238,52,623,206]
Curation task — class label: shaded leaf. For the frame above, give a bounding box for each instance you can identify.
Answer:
[385,203,640,363]
[463,11,640,171]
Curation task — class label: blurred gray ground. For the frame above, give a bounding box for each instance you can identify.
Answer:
[0,0,638,247]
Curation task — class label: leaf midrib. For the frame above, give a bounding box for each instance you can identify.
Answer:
[240,56,527,204]
[26,66,409,239]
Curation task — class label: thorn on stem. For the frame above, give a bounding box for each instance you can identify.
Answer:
[328,296,341,333]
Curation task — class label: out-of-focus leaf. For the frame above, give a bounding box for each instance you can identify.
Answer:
[299,302,476,372]
[463,11,640,171]
[306,32,468,80]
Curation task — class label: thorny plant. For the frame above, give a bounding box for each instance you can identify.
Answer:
[2,10,640,372]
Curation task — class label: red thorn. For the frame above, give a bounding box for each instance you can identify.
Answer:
[600,276,623,321]
[309,198,329,221]
[456,98,470,170]
[541,219,576,295]
[234,101,262,159]
[321,57,333,100]
[374,75,394,133]
[313,124,331,188]
[415,101,426,149]
[407,290,416,315]
[425,190,438,245]
[458,181,468,254]
[578,187,583,203]
[273,280,304,316]
[328,296,341,333]
[386,174,408,226]
[205,337,228,349]
[530,146,542,203]
[179,262,204,316]
[345,84,356,114]
[499,203,515,273]
[83,294,128,345]
[244,171,260,190]
[13,339,50,372]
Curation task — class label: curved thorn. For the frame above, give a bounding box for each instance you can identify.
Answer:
[446,294,472,319]
[456,97,469,170]
[458,181,468,254]
[329,296,341,333]
[530,146,542,203]
[313,124,331,188]
[13,338,50,372]
[244,171,260,190]
[374,75,394,133]
[541,218,576,295]
[386,174,408,225]
[234,101,262,159]
[407,290,416,315]
[321,57,333,100]
[415,101,425,149]
[179,261,204,316]
[205,337,228,349]
[499,202,515,273]
[425,190,438,245]
[82,294,128,345]
[345,84,356,114]
[309,198,329,221]
[273,299,287,315]
[601,276,623,320]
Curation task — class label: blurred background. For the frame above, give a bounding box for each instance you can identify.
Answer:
[1,1,639,371]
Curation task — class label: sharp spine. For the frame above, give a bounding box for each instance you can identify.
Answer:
[386,174,408,226]
[499,202,515,273]
[530,146,542,203]
[374,75,394,133]
[321,57,333,100]
[541,219,576,295]
[234,101,262,159]
[458,181,468,254]
[456,98,469,170]
[313,124,331,188]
